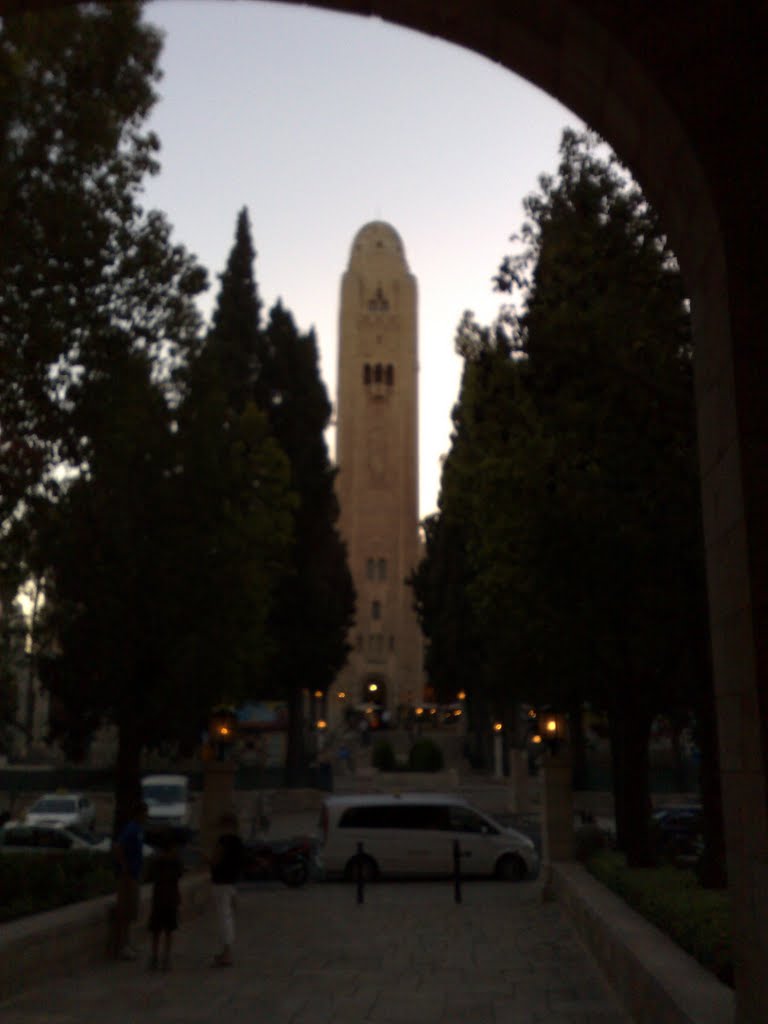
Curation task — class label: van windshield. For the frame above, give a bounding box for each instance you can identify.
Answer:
[142,784,184,805]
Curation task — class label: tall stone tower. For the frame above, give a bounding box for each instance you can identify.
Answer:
[333,221,424,721]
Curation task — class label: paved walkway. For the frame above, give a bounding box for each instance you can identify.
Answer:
[2,878,631,1024]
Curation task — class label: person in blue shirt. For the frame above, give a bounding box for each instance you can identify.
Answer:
[114,800,148,960]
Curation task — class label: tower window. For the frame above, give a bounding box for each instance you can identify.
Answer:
[367,633,385,663]
[385,364,394,387]
[367,286,390,312]
[363,363,371,385]
[374,363,383,384]
[372,600,381,620]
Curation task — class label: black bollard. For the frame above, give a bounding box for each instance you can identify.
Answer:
[453,839,462,903]
[356,841,365,904]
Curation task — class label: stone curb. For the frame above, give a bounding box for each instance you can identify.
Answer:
[550,861,735,1024]
[0,871,210,1003]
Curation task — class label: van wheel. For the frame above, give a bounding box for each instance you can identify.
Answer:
[495,854,526,881]
[344,854,378,883]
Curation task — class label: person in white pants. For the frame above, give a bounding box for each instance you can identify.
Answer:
[209,812,244,966]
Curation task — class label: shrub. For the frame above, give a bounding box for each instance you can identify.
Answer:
[0,852,116,922]
[408,738,444,772]
[372,739,396,771]
[586,849,732,986]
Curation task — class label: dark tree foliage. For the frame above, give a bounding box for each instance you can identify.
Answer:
[0,4,293,833]
[203,212,355,782]
[0,4,203,530]
[256,302,355,783]
[417,129,722,875]
[207,207,262,414]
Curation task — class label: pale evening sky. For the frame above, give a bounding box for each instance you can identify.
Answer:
[142,1,583,518]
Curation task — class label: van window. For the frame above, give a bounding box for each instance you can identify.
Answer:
[142,782,185,805]
[338,803,448,830]
[448,806,497,834]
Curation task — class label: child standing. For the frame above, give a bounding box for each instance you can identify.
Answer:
[146,830,183,970]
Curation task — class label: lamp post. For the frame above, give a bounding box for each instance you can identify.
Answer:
[493,721,504,778]
[201,705,239,859]
[540,710,574,886]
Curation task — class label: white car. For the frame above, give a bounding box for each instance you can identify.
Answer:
[25,793,96,831]
[0,821,101,853]
[141,774,191,831]
[318,793,539,881]
[0,820,154,857]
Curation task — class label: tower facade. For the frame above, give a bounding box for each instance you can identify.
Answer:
[333,221,424,720]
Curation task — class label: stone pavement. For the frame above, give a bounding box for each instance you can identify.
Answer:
[1,876,632,1024]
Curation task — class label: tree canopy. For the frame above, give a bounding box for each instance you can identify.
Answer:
[413,130,717,868]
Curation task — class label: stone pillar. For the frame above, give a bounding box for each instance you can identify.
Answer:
[541,744,574,874]
[509,750,531,815]
[493,729,504,778]
[200,760,236,860]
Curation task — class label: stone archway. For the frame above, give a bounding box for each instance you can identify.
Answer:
[7,3,768,1019]
[360,674,388,715]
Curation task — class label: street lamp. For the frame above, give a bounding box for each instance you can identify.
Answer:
[209,706,238,761]
[493,721,504,777]
[541,712,567,754]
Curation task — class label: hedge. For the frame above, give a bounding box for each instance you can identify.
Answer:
[0,852,116,922]
[586,849,732,987]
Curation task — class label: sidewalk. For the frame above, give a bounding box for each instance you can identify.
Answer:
[1,877,632,1024]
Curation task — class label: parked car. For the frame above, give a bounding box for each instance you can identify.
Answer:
[141,774,192,843]
[0,820,154,858]
[0,821,103,853]
[317,793,538,882]
[24,793,96,831]
[650,804,703,856]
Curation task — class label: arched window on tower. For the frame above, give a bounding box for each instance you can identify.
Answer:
[363,363,371,385]
[385,364,394,387]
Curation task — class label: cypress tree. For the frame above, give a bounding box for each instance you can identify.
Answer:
[207,207,262,413]
[257,302,355,783]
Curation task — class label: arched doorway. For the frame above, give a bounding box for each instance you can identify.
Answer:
[360,675,388,727]
[7,3,768,1018]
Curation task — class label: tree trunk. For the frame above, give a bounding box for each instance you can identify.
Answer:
[609,699,654,866]
[284,685,306,787]
[113,715,143,836]
[669,710,688,792]
[695,677,728,888]
[568,695,588,790]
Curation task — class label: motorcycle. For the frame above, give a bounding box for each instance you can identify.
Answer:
[241,836,312,887]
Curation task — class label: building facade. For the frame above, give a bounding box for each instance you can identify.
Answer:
[332,222,424,723]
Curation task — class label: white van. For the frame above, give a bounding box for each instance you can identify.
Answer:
[317,793,538,882]
[141,774,191,832]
